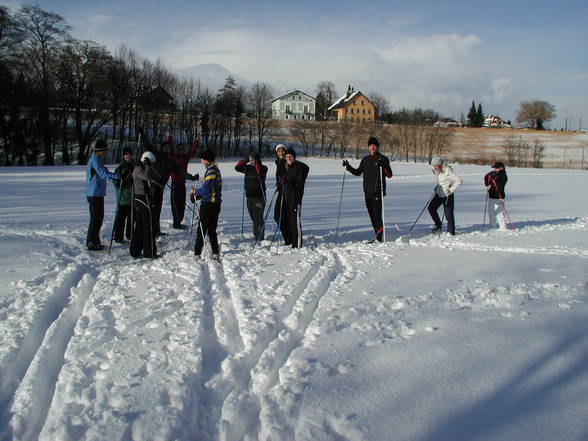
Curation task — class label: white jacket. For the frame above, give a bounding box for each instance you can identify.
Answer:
[432,163,462,197]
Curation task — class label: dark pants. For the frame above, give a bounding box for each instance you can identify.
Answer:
[152,188,164,235]
[428,193,455,235]
[365,194,384,242]
[274,190,291,245]
[286,201,302,248]
[86,196,104,247]
[130,196,157,258]
[113,204,132,241]
[247,197,265,241]
[171,181,186,227]
[195,202,221,255]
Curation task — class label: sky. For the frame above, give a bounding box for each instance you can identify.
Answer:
[5,0,588,128]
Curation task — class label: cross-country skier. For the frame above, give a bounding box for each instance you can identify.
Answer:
[428,156,462,236]
[130,152,158,258]
[342,136,392,243]
[85,140,120,251]
[484,161,508,230]
[274,143,291,245]
[235,152,268,241]
[283,148,309,248]
[113,148,134,243]
[169,138,199,229]
[191,149,222,261]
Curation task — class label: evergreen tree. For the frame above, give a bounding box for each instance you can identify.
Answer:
[476,103,484,127]
[467,101,477,127]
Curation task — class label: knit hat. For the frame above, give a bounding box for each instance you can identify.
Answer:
[141,151,156,163]
[367,136,380,147]
[285,148,296,158]
[275,143,286,153]
[249,151,261,162]
[122,147,133,155]
[200,148,216,162]
[492,161,505,169]
[431,156,444,166]
[94,139,108,152]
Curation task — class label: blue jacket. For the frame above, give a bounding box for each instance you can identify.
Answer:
[196,163,222,203]
[86,154,119,197]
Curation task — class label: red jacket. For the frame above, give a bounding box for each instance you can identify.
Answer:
[170,138,199,182]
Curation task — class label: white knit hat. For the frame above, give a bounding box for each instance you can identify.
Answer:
[275,143,286,153]
[141,151,156,163]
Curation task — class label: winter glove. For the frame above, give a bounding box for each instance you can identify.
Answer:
[143,157,151,166]
[276,177,286,187]
[342,159,349,167]
[190,173,199,181]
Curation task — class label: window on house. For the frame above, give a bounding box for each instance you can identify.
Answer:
[363,109,365,114]
[304,105,308,113]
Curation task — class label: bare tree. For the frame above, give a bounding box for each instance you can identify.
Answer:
[290,119,313,156]
[503,137,530,167]
[14,5,72,165]
[530,140,545,168]
[367,92,390,121]
[516,99,556,130]
[248,82,275,152]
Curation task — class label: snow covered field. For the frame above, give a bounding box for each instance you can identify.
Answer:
[1,158,587,441]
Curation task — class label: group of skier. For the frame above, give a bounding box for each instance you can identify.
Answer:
[84,135,509,259]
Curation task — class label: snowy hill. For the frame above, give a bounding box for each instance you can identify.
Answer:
[0,159,587,441]
[176,63,252,93]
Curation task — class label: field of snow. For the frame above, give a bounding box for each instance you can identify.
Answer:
[0,158,587,441]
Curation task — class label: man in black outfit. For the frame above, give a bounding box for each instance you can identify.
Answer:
[283,148,309,249]
[343,136,393,243]
[274,144,291,245]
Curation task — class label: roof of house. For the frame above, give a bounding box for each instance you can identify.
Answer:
[272,90,316,103]
[328,89,372,111]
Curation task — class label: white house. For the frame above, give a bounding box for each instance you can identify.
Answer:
[272,90,316,121]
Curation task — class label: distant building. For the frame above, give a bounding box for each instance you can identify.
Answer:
[272,90,316,121]
[137,85,174,110]
[434,118,460,128]
[328,86,376,122]
[484,115,512,128]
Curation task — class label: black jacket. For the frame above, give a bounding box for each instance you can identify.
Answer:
[484,170,508,199]
[235,159,268,199]
[114,160,134,190]
[275,157,287,191]
[346,153,393,196]
[151,150,191,189]
[284,160,309,206]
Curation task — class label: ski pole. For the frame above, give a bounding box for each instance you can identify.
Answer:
[190,187,196,234]
[482,188,489,232]
[409,192,436,232]
[335,170,346,239]
[241,175,245,238]
[380,167,385,243]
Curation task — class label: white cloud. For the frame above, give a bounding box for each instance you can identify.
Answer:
[87,14,114,27]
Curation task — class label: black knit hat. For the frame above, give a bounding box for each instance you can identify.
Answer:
[285,147,296,158]
[249,151,261,162]
[94,139,108,152]
[367,136,380,147]
[492,161,505,169]
[200,148,216,162]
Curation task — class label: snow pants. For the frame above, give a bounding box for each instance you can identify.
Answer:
[195,202,221,256]
[274,190,291,245]
[428,193,455,235]
[365,194,384,242]
[171,181,186,227]
[86,196,104,247]
[113,204,132,241]
[487,198,507,230]
[247,197,265,241]
[131,196,157,258]
[151,187,164,235]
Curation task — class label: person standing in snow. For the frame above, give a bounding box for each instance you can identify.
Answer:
[428,156,462,236]
[130,152,158,258]
[283,148,309,249]
[169,139,199,229]
[85,140,120,251]
[113,148,134,243]
[191,149,222,261]
[274,143,291,245]
[235,152,268,241]
[342,136,393,243]
[484,161,508,230]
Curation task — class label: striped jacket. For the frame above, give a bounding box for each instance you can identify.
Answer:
[196,163,222,203]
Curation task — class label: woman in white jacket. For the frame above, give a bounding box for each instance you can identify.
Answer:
[427,156,462,235]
